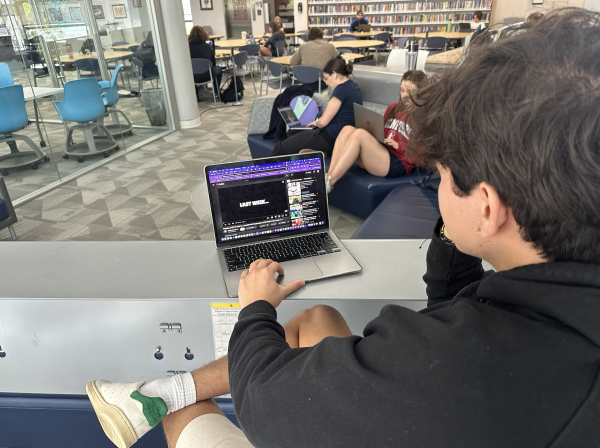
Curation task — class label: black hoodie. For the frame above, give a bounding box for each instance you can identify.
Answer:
[228,225,600,447]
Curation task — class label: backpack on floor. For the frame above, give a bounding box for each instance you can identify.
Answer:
[220,76,244,103]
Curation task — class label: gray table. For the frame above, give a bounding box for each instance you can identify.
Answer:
[0,240,431,394]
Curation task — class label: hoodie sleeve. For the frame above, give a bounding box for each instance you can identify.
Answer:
[423,217,486,306]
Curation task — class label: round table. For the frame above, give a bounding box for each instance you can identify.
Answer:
[413,31,472,39]
[112,43,139,50]
[263,32,306,38]
[331,40,385,49]
[214,39,253,49]
[334,31,386,38]
[54,51,133,62]
[271,52,366,66]
[210,34,225,41]
[215,49,231,59]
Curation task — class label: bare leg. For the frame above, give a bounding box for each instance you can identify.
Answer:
[164,305,351,445]
[328,128,391,187]
[259,46,272,57]
[328,125,356,175]
[162,400,225,448]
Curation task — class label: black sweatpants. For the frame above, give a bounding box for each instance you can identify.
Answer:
[270,127,336,157]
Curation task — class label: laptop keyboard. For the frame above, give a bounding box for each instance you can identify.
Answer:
[223,232,340,271]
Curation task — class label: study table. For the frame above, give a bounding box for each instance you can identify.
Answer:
[271,52,366,66]
[53,50,133,63]
[0,238,436,447]
[332,39,385,51]
[334,31,385,38]
[413,31,472,39]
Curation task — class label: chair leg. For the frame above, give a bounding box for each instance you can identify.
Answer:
[12,134,44,159]
[209,71,217,105]
[279,77,282,94]
[249,67,256,95]
[8,224,17,241]
[81,125,99,154]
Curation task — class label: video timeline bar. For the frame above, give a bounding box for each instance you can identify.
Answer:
[208,158,322,184]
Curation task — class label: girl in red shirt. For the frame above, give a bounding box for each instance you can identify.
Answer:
[326,70,428,192]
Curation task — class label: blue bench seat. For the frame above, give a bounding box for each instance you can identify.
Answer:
[352,183,440,239]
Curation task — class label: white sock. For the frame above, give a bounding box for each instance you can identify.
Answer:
[139,372,197,414]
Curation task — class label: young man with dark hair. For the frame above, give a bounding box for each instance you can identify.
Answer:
[290,26,338,70]
[349,10,368,32]
[87,9,600,448]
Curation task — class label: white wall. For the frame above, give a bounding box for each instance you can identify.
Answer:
[584,0,600,11]
[190,0,227,37]
[491,0,587,25]
[250,0,265,36]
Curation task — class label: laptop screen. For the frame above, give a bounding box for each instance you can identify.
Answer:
[278,106,301,128]
[206,154,329,246]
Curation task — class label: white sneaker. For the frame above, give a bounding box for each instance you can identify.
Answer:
[86,380,168,448]
[325,173,332,194]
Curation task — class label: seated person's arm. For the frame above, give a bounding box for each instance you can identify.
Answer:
[423,217,488,307]
[307,97,341,128]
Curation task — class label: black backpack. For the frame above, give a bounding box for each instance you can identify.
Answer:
[220,76,244,103]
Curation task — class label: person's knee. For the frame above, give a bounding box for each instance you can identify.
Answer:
[297,305,343,326]
[341,125,356,136]
[352,128,369,142]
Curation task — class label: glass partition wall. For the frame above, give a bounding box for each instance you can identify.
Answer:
[0,0,173,203]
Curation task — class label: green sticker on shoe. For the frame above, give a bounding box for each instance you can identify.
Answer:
[130,390,168,427]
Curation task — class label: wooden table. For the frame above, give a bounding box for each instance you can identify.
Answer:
[413,31,472,39]
[334,31,386,38]
[331,40,385,49]
[263,32,305,38]
[426,46,463,65]
[215,49,231,59]
[214,39,252,49]
[271,52,366,65]
[54,51,133,63]
[210,34,224,41]
[112,42,140,50]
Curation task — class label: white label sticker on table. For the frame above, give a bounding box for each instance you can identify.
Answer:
[211,303,241,360]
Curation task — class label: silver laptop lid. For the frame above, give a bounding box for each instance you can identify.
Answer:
[354,103,385,143]
[205,153,330,247]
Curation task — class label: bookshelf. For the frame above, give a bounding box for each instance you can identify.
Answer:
[307,0,493,39]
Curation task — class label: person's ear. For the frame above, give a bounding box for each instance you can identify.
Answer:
[477,182,509,238]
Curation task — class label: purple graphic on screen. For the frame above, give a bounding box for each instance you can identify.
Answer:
[208,158,322,184]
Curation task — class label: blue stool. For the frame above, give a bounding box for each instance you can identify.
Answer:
[0,85,48,175]
[54,78,118,163]
[98,64,134,137]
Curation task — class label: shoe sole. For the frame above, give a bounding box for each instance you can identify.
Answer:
[86,381,138,448]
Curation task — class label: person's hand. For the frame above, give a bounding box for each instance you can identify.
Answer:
[384,138,399,149]
[238,259,305,309]
[306,121,319,128]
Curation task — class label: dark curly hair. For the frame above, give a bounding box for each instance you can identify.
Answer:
[188,25,209,43]
[406,8,600,263]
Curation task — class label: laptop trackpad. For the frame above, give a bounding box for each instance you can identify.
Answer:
[276,259,323,285]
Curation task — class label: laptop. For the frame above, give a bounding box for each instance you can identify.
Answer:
[278,106,315,130]
[459,22,472,31]
[358,24,372,32]
[205,153,363,297]
[354,103,385,143]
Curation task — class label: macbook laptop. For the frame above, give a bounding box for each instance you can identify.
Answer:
[459,22,472,31]
[278,106,315,130]
[358,24,372,32]
[205,153,363,297]
[354,103,385,143]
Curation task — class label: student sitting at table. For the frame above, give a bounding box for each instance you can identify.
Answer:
[270,53,362,157]
[349,10,369,32]
[188,25,222,96]
[137,32,159,78]
[325,70,427,192]
[259,22,285,57]
[275,16,285,30]
[290,27,339,70]
[471,10,487,30]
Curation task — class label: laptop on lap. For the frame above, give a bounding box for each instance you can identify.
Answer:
[278,106,315,130]
[354,103,385,143]
[205,153,362,297]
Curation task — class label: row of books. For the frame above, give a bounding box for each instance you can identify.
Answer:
[309,1,491,14]
[309,0,491,5]
[320,24,457,36]
[310,12,487,25]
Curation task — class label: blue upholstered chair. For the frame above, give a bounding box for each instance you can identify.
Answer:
[0,85,48,175]
[53,78,118,163]
[0,176,18,240]
[98,64,133,136]
[0,62,15,87]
